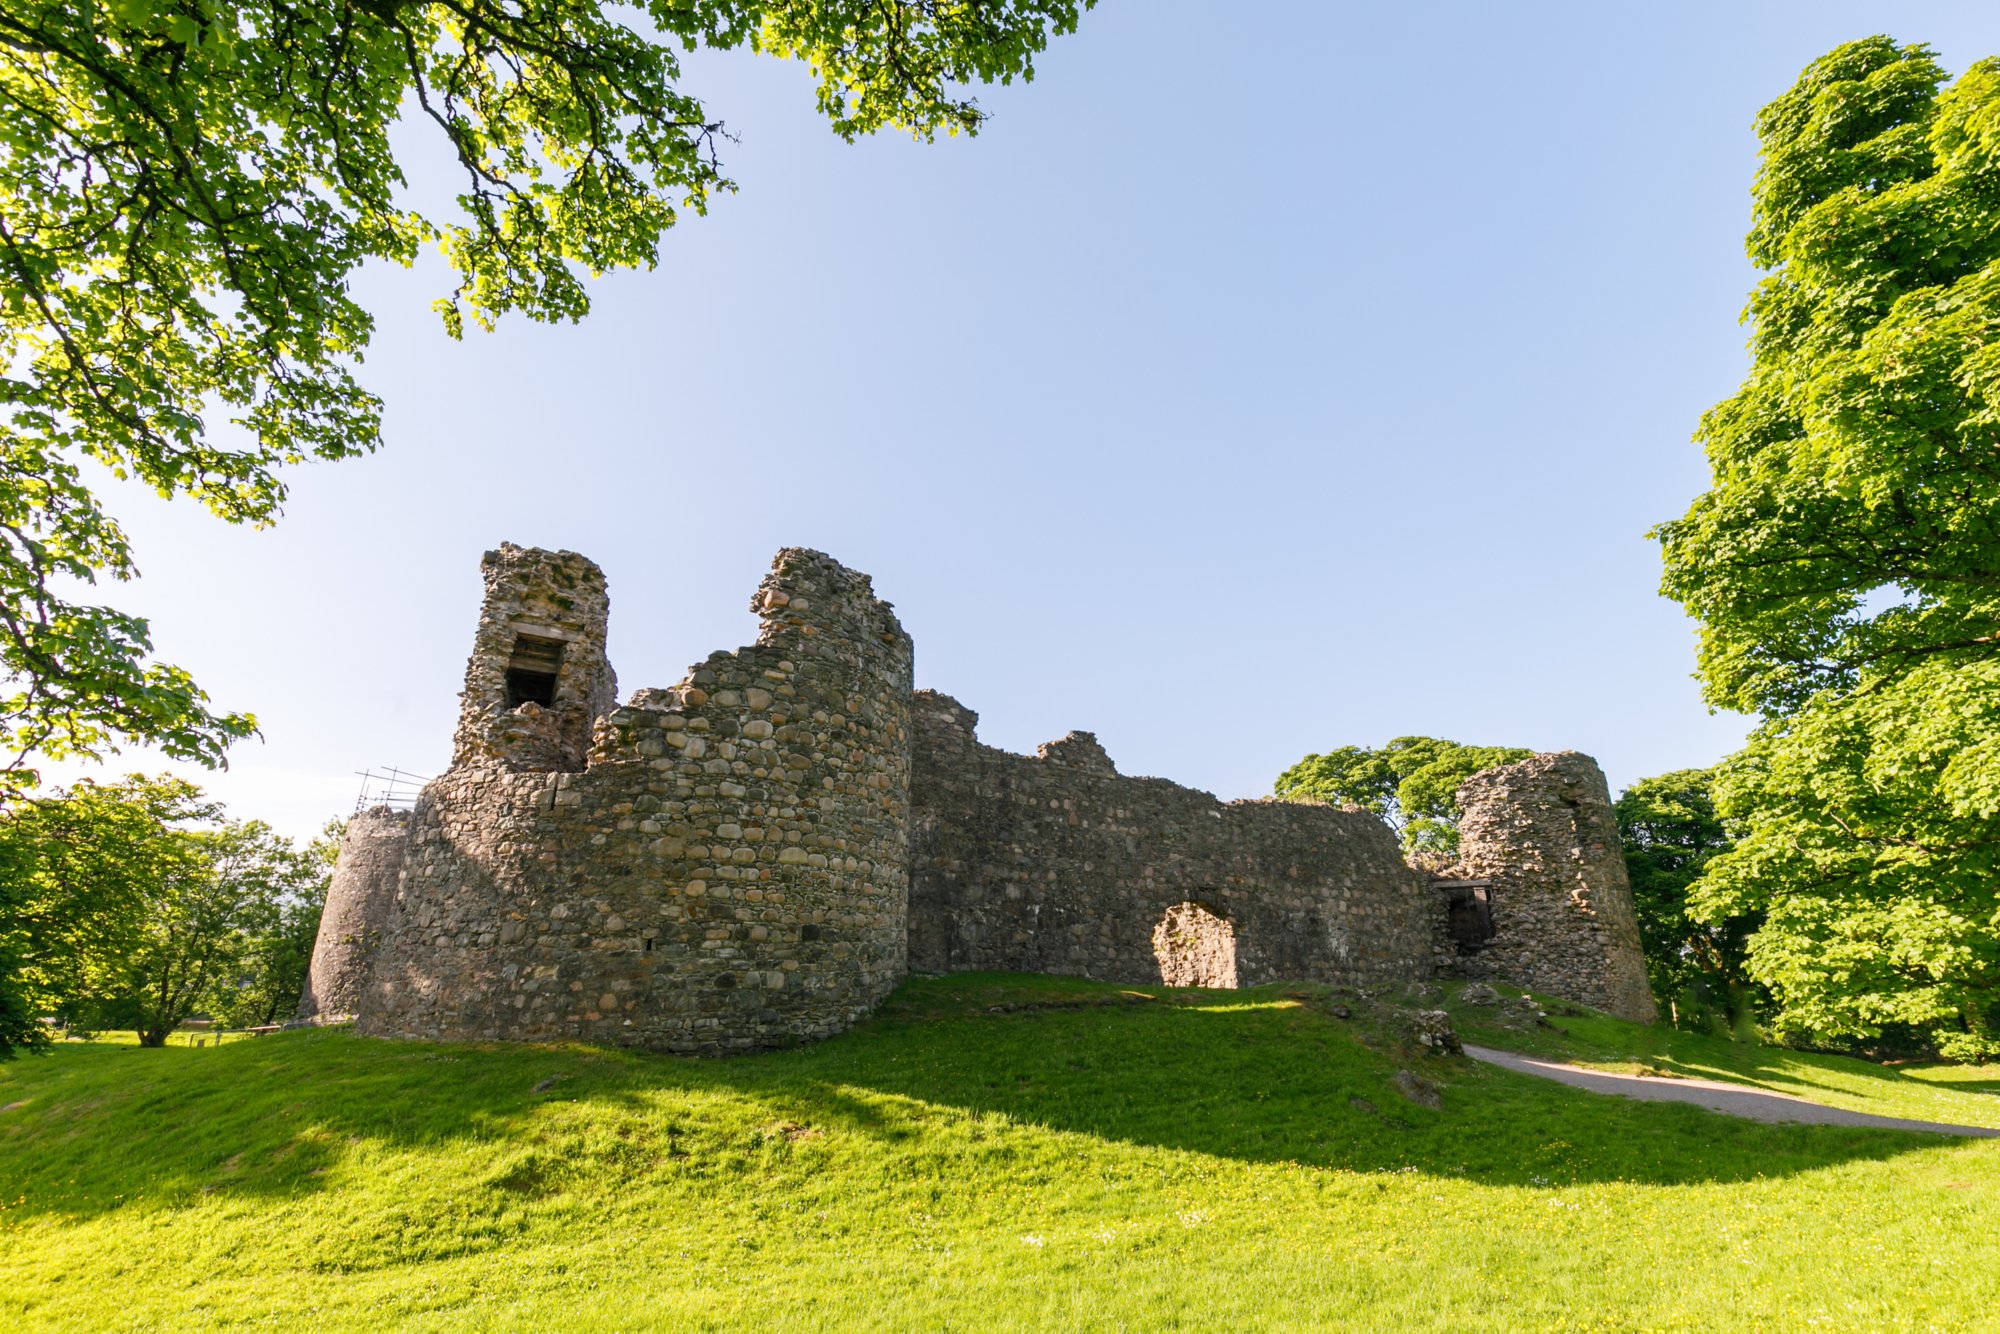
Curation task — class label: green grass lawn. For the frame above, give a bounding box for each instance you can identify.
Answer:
[1446,991,2000,1130]
[2,974,1996,1332]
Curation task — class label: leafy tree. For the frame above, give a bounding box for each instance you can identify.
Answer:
[1656,38,2000,1057]
[1274,737,1531,858]
[116,818,327,1041]
[207,821,335,1029]
[0,776,331,1048]
[0,850,38,1055]
[0,0,1094,794]
[1613,769,1758,1034]
[0,774,213,1053]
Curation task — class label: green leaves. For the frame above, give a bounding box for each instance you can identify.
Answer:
[1659,40,2000,719]
[1273,736,1531,858]
[731,0,1091,143]
[0,0,1094,792]
[0,775,214,1053]
[0,776,334,1050]
[1660,38,2000,1057]
[1613,769,1757,1035]
[1684,662,2000,1057]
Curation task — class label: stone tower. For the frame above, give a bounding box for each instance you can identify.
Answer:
[450,543,617,773]
[294,805,409,1024]
[351,546,914,1055]
[1449,752,1657,1023]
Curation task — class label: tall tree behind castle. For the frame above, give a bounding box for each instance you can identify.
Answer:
[1657,38,2000,1057]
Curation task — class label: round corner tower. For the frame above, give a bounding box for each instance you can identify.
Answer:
[350,544,914,1055]
[1450,751,1657,1024]
[295,805,411,1024]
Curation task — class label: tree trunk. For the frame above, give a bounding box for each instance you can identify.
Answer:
[137,1026,169,1047]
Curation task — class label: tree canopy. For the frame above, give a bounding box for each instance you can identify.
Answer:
[0,775,333,1051]
[1657,37,2000,1057]
[0,774,209,1051]
[1613,769,1757,1034]
[1273,737,1531,858]
[0,0,1092,791]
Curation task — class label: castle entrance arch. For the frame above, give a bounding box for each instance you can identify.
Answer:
[1152,900,1238,989]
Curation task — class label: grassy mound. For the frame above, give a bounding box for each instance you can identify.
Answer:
[2,974,1996,1331]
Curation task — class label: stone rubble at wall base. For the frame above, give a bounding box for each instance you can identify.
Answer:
[298,544,1658,1056]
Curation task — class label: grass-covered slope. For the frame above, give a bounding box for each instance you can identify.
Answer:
[1456,992,2000,1128]
[1448,993,2000,1129]
[2,975,1997,1331]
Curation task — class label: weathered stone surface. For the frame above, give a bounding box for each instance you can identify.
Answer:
[1153,902,1238,988]
[1445,752,1658,1024]
[450,544,617,774]
[1034,731,1117,775]
[355,547,913,1056]
[1391,1069,1443,1110]
[295,806,409,1023]
[907,690,1436,991]
[1402,1008,1463,1055]
[315,544,1658,1058]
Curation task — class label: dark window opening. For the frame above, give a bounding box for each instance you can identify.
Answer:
[505,668,558,707]
[505,633,566,708]
[1443,883,1497,952]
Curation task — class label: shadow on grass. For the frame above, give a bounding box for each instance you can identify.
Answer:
[0,973,1977,1225]
[1922,1079,2000,1095]
[1443,987,2000,1121]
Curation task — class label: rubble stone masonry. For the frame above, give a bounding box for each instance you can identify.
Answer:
[311,543,1658,1055]
[1450,752,1658,1023]
[352,547,912,1055]
[906,691,1436,989]
[295,805,409,1023]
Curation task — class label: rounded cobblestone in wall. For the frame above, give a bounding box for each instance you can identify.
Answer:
[353,547,913,1056]
[296,806,410,1023]
[1450,751,1657,1023]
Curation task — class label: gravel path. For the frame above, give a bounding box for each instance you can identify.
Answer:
[1463,1044,2000,1138]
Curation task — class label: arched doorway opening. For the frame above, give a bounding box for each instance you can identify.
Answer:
[1152,901,1237,989]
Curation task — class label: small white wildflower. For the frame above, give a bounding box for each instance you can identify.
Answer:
[1178,1209,1211,1228]
[1020,1233,1044,1248]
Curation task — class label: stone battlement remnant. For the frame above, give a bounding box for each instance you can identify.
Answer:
[1447,753,1658,1023]
[303,544,1656,1054]
[906,691,1435,989]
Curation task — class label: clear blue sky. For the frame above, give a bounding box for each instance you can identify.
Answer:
[49,1,2000,839]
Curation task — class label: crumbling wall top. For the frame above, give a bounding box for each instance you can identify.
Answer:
[451,543,616,773]
[584,548,915,771]
[752,547,912,683]
[1036,731,1117,775]
[912,690,979,743]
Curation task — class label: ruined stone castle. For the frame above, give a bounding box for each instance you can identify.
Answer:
[297,545,1656,1054]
